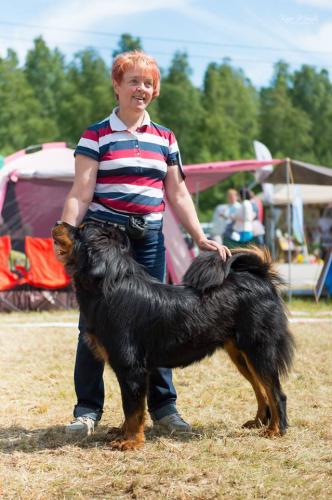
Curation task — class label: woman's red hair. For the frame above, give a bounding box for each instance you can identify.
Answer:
[112,50,160,99]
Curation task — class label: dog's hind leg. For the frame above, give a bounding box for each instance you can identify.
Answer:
[110,369,147,451]
[224,340,271,428]
[241,353,287,436]
[264,381,287,436]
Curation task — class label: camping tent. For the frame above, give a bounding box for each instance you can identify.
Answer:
[0,144,74,249]
[0,143,279,282]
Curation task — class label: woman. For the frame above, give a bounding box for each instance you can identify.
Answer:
[57,50,230,436]
[231,187,255,244]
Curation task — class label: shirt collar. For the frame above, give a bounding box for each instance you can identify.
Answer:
[109,107,151,132]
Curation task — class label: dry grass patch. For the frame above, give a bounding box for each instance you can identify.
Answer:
[0,311,331,499]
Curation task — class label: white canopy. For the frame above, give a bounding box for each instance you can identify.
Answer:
[260,184,332,205]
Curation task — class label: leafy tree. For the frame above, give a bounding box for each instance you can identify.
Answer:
[197,61,259,219]
[259,61,313,160]
[292,65,330,117]
[112,33,143,58]
[157,52,205,163]
[202,61,259,161]
[24,37,67,140]
[312,94,332,165]
[292,65,332,164]
[61,48,115,143]
[0,49,53,154]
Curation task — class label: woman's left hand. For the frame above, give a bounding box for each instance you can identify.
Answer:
[197,237,232,260]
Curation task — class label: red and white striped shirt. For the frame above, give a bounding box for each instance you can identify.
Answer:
[75,108,184,221]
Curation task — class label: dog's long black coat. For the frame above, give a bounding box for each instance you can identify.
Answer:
[55,222,295,448]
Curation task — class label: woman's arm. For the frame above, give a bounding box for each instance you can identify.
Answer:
[61,155,99,226]
[164,166,231,260]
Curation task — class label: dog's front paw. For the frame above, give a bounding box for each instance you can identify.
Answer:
[110,438,144,451]
[261,427,284,438]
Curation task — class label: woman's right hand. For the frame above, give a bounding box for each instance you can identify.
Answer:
[196,237,231,261]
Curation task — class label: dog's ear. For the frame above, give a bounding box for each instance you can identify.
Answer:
[52,222,77,265]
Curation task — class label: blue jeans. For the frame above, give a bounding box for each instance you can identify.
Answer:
[73,225,177,421]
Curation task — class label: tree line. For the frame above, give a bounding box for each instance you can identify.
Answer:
[1,34,332,217]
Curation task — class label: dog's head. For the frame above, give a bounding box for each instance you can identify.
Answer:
[52,221,131,281]
[52,222,78,268]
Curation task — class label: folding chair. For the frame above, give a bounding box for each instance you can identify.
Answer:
[22,237,72,309]
[0,235,22,310]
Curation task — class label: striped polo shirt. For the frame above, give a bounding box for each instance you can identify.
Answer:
[75,108,184,222]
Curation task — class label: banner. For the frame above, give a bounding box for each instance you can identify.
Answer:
[292,185,304,244]
[253,140,274,203]
[315,251,332,301]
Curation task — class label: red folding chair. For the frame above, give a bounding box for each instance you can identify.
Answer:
[0,235,22,310]
[21,237,72,308]
[23,237,70,288]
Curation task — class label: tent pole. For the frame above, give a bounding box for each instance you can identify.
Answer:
[195,182,199,211]
[286,158,292,302]
[270,204,276,260]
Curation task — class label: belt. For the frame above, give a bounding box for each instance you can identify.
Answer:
[85,210,163,230]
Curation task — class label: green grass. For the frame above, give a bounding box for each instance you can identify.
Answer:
[285,297,332,314]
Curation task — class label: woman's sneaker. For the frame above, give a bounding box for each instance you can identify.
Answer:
[65,416,97,436]
[153,412,192,433]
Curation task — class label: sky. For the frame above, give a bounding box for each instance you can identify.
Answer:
[1,0,332,89]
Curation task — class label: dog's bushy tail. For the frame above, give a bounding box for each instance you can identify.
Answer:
[230,246,284,288]
[183,246,283,292]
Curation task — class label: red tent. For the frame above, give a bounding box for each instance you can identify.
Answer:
[184,159,281,193]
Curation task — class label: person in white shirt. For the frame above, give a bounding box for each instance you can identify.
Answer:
[232,188,255,243]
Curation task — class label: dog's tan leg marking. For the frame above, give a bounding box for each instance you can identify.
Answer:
[224,340,270,429]
[241,352,281,437]
[110,407,146,451]
[85,332,146,450]
[84,333,109,363]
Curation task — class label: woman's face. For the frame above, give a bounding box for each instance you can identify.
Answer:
[228,192,237,204]
[113,66,154,113]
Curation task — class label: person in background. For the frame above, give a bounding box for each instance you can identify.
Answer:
[224,189,241,238]
[231,187,255,245]
[55,50,231,437]
[211,204,228,244]
[221,189,241,247]
[211,189,241,245]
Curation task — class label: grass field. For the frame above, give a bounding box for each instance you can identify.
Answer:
[0,306,331,499]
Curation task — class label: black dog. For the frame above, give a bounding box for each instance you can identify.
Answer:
[53,221,294,450]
